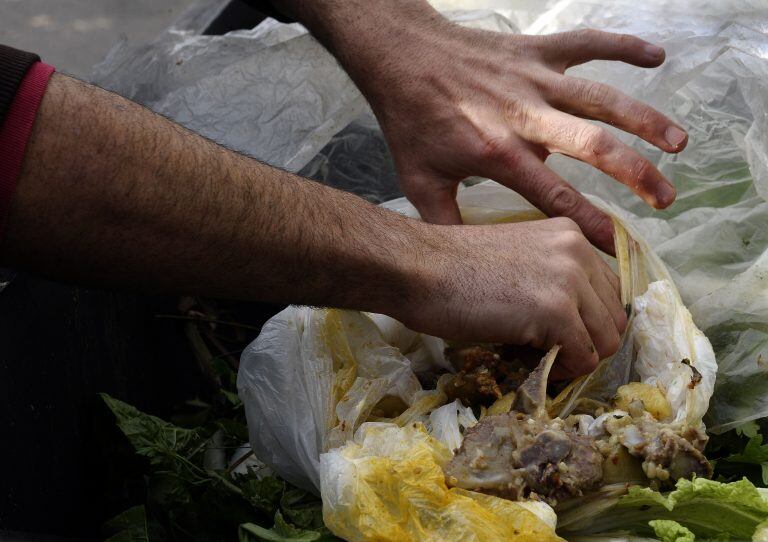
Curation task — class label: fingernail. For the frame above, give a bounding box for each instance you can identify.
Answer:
[656,182,676,208]
[664,126,687,149]
[644,43,664,61]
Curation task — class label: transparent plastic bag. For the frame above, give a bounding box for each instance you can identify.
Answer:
[94,0,768,432]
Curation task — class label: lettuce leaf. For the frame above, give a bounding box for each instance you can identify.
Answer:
[649,520,695,542]
[562,478,768,540]
[239,511,340,541]
[103,505,154,542]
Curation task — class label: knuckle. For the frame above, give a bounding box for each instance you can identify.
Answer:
[578,126,613,159]
[585,349,600,371]
[635,106,658,136]
[479,136,508,162]
[575,28,599,42]
[629,156,654,185]
[614,304,629,332]
[603,329,621,355]
[478,136,522,172]
[583,209,614,242]
[547,184,584,218]
[615,32,636,49]
[541,293,573,319]
[556,232,593,265]
[563,257,588,283]
[502,97,533,128]
[518,325,540,347]
[581,81,612,109]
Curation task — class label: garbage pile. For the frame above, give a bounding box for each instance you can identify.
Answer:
[94,1,768,539]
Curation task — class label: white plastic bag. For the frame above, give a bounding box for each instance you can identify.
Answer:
[238,307,433,492]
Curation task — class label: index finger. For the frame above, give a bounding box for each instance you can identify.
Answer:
[483,148,616,253]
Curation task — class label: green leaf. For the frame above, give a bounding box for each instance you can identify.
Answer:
[216,417,250,442]
[727,435,768,464]
[564,477,768,540]
[238,474,286,514]
[649,520,695,542]
[101,393,206,470]
[101,393,332,542]
[708,424,768,487]
[103,505,150,542]
[280,488,325,530]
[737,421,761,439]
[238,511,337,542]
[716,433,768,486]
[221,388,243,408]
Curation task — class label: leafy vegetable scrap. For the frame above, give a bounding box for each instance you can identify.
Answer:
[101,393,340,542]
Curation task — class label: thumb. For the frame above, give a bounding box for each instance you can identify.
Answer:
[405,179,463,225]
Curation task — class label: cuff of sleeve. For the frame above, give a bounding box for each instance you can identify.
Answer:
[0,61,55,237]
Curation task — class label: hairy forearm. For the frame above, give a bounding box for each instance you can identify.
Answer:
[1,73,428,313]
[271,0,443,100]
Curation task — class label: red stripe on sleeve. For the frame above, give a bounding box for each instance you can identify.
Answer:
[0,61,55,237]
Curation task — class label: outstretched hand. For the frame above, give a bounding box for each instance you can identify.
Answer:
[282,0,688,253]
[357,24,686,253]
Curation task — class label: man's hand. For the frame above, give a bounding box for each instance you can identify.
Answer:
[274,0,687,254]
[401,217,627,378]
[5,72,624,376]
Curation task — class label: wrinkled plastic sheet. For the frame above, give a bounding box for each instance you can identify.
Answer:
[94,0,768,432]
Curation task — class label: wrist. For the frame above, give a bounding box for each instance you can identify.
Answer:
[291,1,450,100]
[368,220,448,324]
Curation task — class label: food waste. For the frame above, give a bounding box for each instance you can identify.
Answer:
[441,343,712,507]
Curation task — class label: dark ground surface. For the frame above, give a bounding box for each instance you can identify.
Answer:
[0,278,203,538]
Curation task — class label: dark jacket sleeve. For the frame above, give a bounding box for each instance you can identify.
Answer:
[0,45,40,129]
[240,0,295,23]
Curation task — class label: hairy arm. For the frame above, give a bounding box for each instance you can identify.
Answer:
[2,72,626,376]
[2,73,420,313]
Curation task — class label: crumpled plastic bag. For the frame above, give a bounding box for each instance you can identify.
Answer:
[319,422,561,542]
[95,0,768,431]
[427,399,478,453]
[632,281,717,427]
[89,4,522,205]
[237,308,425,491]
